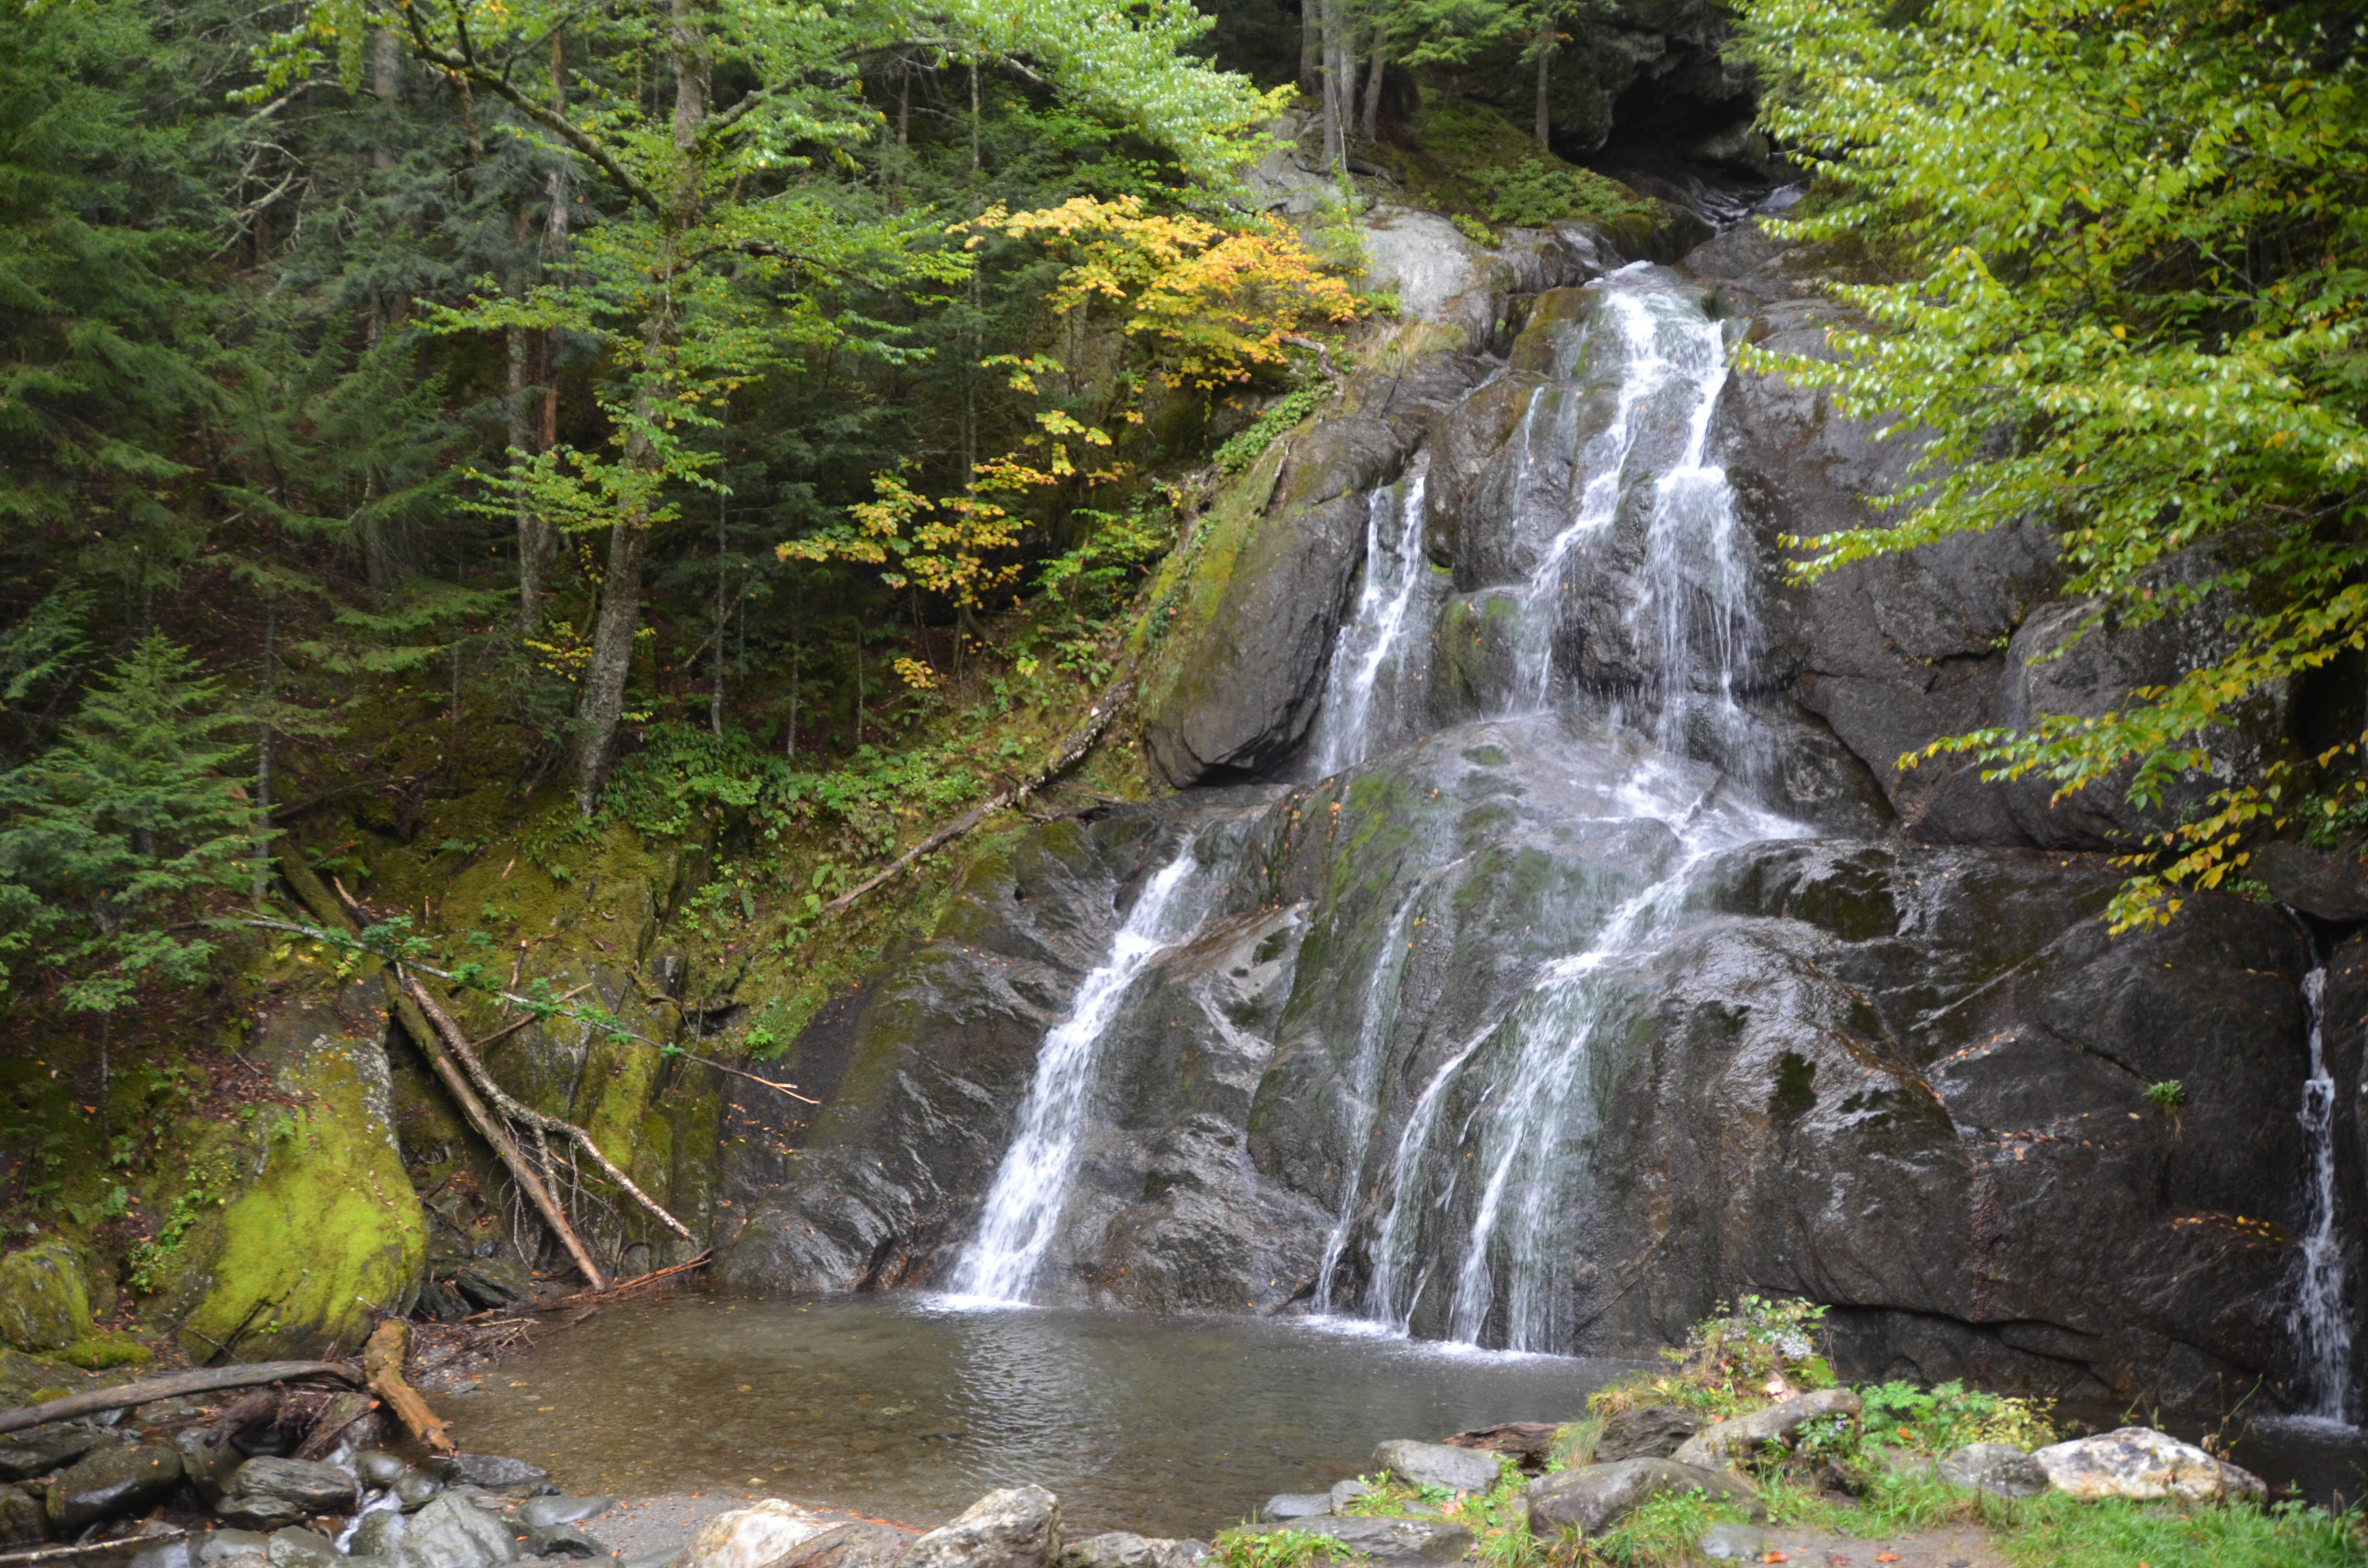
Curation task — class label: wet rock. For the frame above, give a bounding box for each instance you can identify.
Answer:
[396,1493,522,1568]
[1057,1533,1206,1568]
[770,1522,918,1568]
[212,1554,270,1568]
[355,1452,408,1488]
[902,1486,1061,1568]
[2255,842,2368,923]
[394,1472,444,1510]
[225,1457,357,1515]
[669,1500,828,1568]
[516,1496,615,1529]
[1439,1424,1559,1472]
[1927,1442,2043,1499]
[197,1531,274,1563]
[45,1442,181,1531]
[1372,1440,1500,1494]
[1593,1407,1704,1464]
[1257,1495,1330,1522]
[526,1524,604,1559]
[1525,1460,1758,1536]
[0,1239,90,1352]
[174,1431,245,1507]
[1673,1390,1861,1469]
[1695,1523,1765,1562]
[441,1455,549,1492]
[445,1260,533,1312]
[1325,1480,1369,1510]
[0,1424,113,1482]
[0,1482,46,1546]
[2030,1427,2265,1503]
[351,1507,408,1558]
[1243,1517,1471,1567]
[265,1528,341,1568]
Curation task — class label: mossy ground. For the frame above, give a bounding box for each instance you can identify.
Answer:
[1368,100,1657,236]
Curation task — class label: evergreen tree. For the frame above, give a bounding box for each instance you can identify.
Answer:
[0,632,252,1014]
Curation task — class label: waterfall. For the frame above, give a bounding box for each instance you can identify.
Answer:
[949,841,1207,1303]
[1309,466,1432,777]
[2292,963,2356,1422]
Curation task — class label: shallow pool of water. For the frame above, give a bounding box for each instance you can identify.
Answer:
[442,1290,1644,1538]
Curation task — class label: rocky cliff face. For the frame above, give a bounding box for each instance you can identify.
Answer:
[714,210,2364,1421]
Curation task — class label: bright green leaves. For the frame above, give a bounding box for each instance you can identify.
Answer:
[1739,0,2368,929]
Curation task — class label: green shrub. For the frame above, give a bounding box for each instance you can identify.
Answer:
[1469,160,1653,227]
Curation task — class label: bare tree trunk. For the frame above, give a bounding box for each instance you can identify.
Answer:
[569,0,706,814]
[1535,37,1554,146]
[253,600,274,906]
[1299,0,1321,94]
[1320,0,1347,175]
[524,38,568,637]
[370,29,402,172]
[1361,36,1386,142]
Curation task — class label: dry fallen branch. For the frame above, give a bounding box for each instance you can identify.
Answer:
[362,1320,453,1455]
[0,1363,359,1436]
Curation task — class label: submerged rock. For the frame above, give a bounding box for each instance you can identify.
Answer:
[2030,1428,2265,1503]
[46,1442,181,1531]
[903,1488,1061,1568]
[1525,1460,1757,1535]
[1592,1407,1702,1464]
[670,1500,829,1568]
[440,1454,549,1492]
[1694,1522,1765,1562]
[1935,1443,2047,1499]
[516,1496,615,1529]
[1372,1440,1500,1494]
[1672,1389,1860,1469]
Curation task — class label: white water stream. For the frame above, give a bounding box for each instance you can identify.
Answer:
[1308,465,1432,776]
[2292,964,2357,1422]
[949,841,1208,1303]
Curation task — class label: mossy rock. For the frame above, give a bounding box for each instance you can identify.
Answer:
[57,1331,153,1371]
[0,1346,90,1408]
[174,1028,425,1361]
[0,1238,90,1353]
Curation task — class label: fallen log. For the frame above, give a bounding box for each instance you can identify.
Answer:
[0,1362,359,1436]
[361,1320,453,1455]
[0,1529,190,1564]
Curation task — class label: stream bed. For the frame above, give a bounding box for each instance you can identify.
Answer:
[440,1290,1643,1538]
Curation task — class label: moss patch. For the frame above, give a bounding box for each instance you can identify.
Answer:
[1371,100,1656,232]
[176,1032,425,1360]
[0,1238,89,1352]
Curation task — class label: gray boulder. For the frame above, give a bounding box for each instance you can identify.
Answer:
[1372,1440,1500,1494]
[769,1521,918,1568]
[671,1500,826,1568]
[198,1531,274,1562]
[394,1472,444,1510]
[46,1443,182,1531]
[355,1453,409,1488]
[227,1458,357,1515]
[265,1528,341,1568]
[526,1524,605,1559]
[0,1426,113,1482]
[902,1487,1061,1568]
[1325,1480,1369,1511]
[440,1455,548,1493]
[1257,1495,1331,1522]
[1592,1407,1704,1464]
[2031,1427,2265,1503]
[1935,1443,2047,1499]
[351,1507,408,1558]
[1237,1518,1471,1567]
[1526,1460,1758,1536]
[395,1493,523,1568]
[0,1483,46,1546]
[516,1495,614,1529]
[1673,1390,1861,1469]
[1057,1533,1205,1568]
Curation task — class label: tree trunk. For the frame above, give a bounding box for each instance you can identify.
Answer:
[1300,1,1320,95]
[1535,39,1554,147]
[1320,0,1347,175]
[1361,37,1386,143]
[253,601,274,906]
[567,0,706,814]
[525,36,568,637]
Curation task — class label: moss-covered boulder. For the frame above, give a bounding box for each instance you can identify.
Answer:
[170,990,425,1361]
[0,1238,90,1352]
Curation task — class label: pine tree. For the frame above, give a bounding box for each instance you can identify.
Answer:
[0,633,253,1014]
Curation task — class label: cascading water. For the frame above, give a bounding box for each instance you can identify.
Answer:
[1308,465,1432,776]
[1330,266,1803,1349]
[2292,963,2357,1422]
[949,841,1208,1303]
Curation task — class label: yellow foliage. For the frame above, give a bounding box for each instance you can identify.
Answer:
[959,196,1358,388]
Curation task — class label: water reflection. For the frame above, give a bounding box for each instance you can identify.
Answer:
[444,1289,1642,1538]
